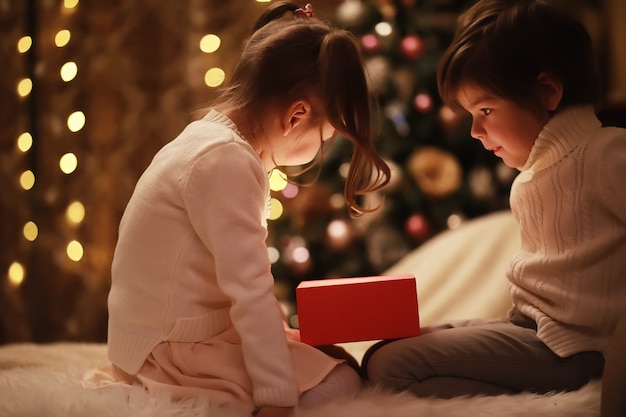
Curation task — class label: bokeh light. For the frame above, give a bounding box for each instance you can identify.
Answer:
[23,221,39,241]
[17,78,32,97]
[199,34,221,53]
[55,29,71,47]
[17,132,33,152]
[8,262,25,287]
[66,201,85,224]
[268,198,284,220]
[269,169,288,191]
[66,240,84,261]
[204,67,225,87]
[17,36,32,53]
[67,111,85,132]
[60,61,78,82]
[59,153,78,174]
[19,170,35,190]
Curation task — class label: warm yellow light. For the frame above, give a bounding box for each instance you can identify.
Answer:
[17,36,32,53]
[55,29,71,47]
[67,111,85,132]
[17,132,33,152]
[204,67,225,87]
[8,262,25,287]
[66,201,85,224]
[269,169,288,192]
[23,221,38,241]
[66,240,84,261]
[17,78,32,97]
[268,198,284,221]
[60,61,78,82]
[20,170,35,190]
[199,34,221,53]
[60,153,78,174]
[64,0,79,8]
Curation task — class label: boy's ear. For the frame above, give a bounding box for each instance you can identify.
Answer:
[282,100,311,136]
[536,72,563,112]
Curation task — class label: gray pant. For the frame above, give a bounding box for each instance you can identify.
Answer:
[363,310,604,398]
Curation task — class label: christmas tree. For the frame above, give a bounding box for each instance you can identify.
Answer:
[267,0,517,305]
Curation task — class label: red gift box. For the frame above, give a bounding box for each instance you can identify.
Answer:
[296,274,420,345]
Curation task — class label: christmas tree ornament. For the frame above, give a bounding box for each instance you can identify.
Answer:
[326,219,355,251]
[400,34,425,60]
[439,105,467,133]
[365,56,392,95]
[407,146,462,199]
[405,213,430,241]
[414,92,434,113]
[361,33,380,54]
[335,0,380,32]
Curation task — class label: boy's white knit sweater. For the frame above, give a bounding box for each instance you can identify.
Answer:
[509,105,626,357]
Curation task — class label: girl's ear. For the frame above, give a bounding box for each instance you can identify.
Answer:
[536,72,563,112]
[282,100,312,136]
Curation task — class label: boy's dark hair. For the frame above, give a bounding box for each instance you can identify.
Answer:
[438,0,599,112]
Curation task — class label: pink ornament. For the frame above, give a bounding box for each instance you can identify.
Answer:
[400,35,425,60]
[405,213,430,241]
[414,92,433,113]
[361,33,379,54]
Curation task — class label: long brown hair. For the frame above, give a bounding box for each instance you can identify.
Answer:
[214,2,390,216]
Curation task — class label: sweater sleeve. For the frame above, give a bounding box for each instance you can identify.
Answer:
[597,128,626,225]
[182,140,299,407]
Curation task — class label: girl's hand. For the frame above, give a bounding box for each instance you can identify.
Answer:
[254,406,295,417]
[284,327,301,342]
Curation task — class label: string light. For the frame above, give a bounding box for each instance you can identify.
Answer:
[204,67,225,88]
[268,198,284,220]
[59,153,78,174]
[269,169,288,191]
[7,262,25,287]
[19,170,35,190]
[23,221,39,241]
[55,29,71,47]
[66,201,85,224]
[64,0,79,8]
[199,34,221,53]
[67,110,85,132]
[17,132,33,152]
[60,61,78,82]
[66,240,84,261]
[17,78,32,97]
[17,36,32,53]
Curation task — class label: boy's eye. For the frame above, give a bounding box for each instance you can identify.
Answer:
[481,108,492,115]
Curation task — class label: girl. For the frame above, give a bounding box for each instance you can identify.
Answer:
[107,3,390,416]
[364,0,626,401]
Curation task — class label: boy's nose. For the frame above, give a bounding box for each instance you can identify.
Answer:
[470,120,485,141]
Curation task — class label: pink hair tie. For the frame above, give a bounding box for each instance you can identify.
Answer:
[294,3,315,18]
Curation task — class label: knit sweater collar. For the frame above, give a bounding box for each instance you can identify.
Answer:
[520,105,601,172]
[202,109,247,142]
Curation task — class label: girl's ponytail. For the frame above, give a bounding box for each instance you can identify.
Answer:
[319,31,391,216]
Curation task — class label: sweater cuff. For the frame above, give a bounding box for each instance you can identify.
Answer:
[254,385,299,408]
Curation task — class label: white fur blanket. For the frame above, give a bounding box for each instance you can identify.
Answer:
[0,343,601,417]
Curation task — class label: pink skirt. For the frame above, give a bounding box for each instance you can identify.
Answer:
[112,326,341,411]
